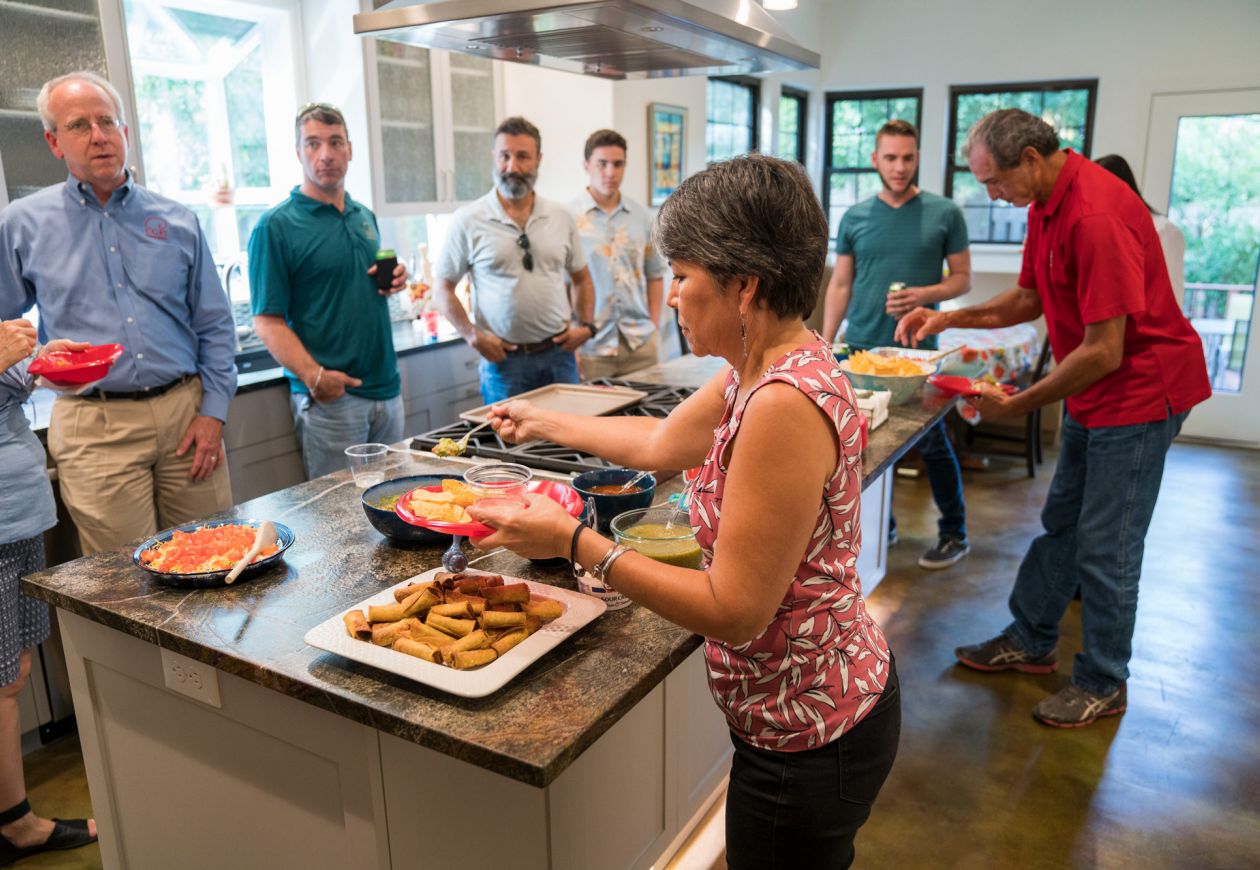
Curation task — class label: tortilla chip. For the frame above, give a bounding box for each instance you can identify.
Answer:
[441,479,478,506]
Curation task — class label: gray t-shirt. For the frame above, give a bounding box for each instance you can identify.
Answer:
[436,189,587,344]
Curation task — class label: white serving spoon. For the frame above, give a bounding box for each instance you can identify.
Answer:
[224,521,277,585]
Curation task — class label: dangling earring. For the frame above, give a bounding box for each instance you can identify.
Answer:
[739,315,748,361]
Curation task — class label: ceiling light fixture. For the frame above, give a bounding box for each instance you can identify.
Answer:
[762,0,799,10]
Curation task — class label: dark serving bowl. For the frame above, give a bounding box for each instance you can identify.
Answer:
[132,518,295,589]
[572,467,657,534]
[361,474,461,546]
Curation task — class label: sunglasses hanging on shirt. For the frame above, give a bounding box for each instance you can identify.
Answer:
[517,232,533,272]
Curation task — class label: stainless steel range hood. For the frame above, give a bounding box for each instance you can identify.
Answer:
[353,0,819,80]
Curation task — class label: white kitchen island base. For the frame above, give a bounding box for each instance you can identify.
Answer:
[59,611,731,870]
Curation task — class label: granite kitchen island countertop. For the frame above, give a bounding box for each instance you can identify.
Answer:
[20,356,953,788]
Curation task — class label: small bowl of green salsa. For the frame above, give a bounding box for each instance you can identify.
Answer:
[610,507,703,569]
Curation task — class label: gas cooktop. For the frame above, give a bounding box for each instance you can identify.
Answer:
[410,379,696,475]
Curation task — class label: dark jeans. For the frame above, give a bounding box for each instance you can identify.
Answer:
[889,418,967,540]
[1005,409,1188,694]
[725,656,901,870]
[478,344,579,404]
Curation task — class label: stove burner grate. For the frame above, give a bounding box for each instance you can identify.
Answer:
[409,379,696,475]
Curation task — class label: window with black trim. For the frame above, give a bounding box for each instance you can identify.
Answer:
[707,77,759,164]
[777,88,807,164]
[823,88,923,239]
[945,79,1098,244]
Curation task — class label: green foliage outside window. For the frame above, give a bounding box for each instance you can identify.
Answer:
[707,79,756,164]
[136,74,210,194]
[225,47,269,189]
[1170,114,1260,287]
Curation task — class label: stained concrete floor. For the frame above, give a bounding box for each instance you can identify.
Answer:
[19,440,1260,870]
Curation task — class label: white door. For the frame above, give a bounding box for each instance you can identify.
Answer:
[1142,89,1260,446]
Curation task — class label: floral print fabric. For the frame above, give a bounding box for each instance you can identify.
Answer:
[692,337,892,751]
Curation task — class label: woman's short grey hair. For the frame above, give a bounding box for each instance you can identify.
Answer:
[654,154,828,320]
[37,71,126,133]
[963,108,1060,169]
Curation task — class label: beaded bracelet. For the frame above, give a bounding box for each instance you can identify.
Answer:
[311,366,325,392]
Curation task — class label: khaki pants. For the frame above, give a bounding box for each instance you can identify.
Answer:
[580,330,660,381]
[48,377,232,555]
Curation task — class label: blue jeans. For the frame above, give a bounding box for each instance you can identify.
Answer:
[1005,409,1188,694]
[889,419,967,540]
[479,345,579,405]
[290,392,404,479]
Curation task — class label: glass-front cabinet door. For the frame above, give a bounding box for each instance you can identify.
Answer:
[447,52,495,203]
[367,36,501,215]
[373,40,439,206]
[0,0,110,205]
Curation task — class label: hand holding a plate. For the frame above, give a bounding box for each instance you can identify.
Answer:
[0,318,37,372]
[966,381,1021,422]
[468,492,578,561]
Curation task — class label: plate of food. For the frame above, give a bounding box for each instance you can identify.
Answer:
[132,518,295,588]
[395,478,585,538]
[303,567,607,697]
[838,351,936,405]
[28,343,124,386]
[927,374,1019,399]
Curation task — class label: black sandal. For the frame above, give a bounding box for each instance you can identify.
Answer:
[0,798,97,866]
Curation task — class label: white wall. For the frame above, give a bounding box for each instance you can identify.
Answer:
[300,0,374,207]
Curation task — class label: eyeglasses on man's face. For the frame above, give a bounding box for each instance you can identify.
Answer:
[517,233,533,272]
[60,115,121,137]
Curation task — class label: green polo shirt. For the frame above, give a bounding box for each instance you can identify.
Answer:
[248,187,399,399]
[835,191,969,350]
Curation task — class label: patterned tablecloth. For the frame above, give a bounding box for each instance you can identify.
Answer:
[938,323,1041,383]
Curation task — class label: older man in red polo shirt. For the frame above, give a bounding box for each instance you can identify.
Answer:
[896,108,1210,728]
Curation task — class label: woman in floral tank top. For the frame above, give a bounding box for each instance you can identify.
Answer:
[471,154,901,869]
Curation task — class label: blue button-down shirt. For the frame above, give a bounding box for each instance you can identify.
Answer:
[569,191,665,356]
[0,174,236,420]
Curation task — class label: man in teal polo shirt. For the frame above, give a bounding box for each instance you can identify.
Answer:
[822,119,973,569]
[248,103,406,479]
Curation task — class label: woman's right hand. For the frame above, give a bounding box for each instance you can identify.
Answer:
[487,399,545,443]
[0,319,37,373]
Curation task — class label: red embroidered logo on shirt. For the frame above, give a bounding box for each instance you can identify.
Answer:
[144,217,168,240]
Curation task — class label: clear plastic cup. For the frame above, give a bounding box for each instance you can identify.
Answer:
[463,462,532,510]
[345,443,390,488]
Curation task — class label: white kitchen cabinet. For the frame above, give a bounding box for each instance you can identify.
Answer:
[363,26,503,216]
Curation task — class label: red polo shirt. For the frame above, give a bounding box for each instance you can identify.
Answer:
[1019,150,1211,427]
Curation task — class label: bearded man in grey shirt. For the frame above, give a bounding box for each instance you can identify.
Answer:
[434,116,596,404]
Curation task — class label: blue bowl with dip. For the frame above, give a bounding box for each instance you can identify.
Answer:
[572,467,657,534]
[361,474,461,546]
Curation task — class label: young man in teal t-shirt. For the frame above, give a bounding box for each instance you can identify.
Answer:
[249,103,407,479]
[822,120,973,569]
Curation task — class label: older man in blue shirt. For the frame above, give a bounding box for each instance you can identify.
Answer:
[571,129,666,380]
[0,71,235,554]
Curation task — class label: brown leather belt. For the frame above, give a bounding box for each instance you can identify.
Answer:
[508,338,560,355]
[84,373,195,401]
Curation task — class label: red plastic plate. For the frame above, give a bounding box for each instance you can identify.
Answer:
[928,374,1019,398]
[395,479,585,537]
[28,343,124,385]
